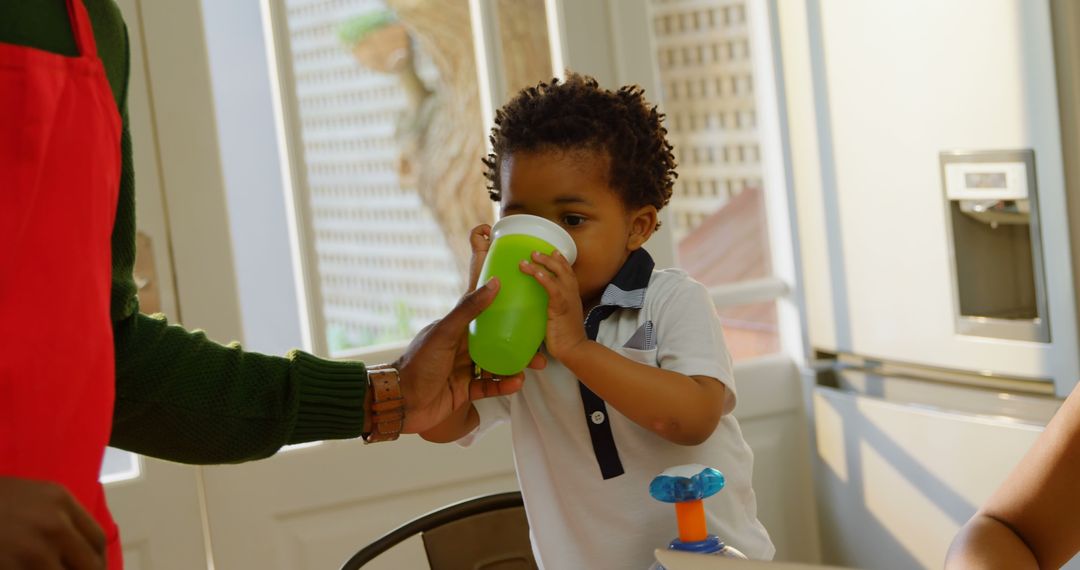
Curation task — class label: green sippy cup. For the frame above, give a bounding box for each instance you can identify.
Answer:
[468,214,577,376]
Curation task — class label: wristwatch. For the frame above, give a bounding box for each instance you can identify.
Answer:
[363,364,405,443]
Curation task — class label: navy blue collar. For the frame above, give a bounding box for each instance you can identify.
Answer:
[595,248,655,310]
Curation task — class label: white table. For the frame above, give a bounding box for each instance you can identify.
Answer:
[654,550,853,570]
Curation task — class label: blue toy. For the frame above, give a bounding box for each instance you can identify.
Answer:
[648,464,747,569]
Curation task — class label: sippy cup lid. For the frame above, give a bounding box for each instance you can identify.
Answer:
[491,214,578,264]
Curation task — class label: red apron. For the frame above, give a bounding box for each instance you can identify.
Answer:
[0,0,123,567]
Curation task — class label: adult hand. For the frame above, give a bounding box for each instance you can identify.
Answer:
[396,278,545,434]
[0,477,105,569]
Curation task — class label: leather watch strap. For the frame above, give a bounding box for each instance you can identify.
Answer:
[363,364,404,443]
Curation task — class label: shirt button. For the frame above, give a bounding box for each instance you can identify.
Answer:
[590,411,606,424]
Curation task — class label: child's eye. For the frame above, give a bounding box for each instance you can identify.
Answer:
[562,215,586,227]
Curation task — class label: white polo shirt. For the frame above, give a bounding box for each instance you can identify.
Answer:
[461,251,775,569]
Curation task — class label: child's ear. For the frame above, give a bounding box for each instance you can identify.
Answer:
[627,205,659,251]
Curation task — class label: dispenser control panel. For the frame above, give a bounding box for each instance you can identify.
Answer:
[944,160,1029,201]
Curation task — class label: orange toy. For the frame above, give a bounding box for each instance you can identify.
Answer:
[648,464,748,568]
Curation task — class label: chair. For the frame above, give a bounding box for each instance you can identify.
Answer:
[340,491,537,570]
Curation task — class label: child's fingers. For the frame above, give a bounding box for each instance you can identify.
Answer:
[519,260,560,297]
[548,250,574,274]
[521,260,575,314]
[519,259,550,284]
[467,225,492,291]
[529,251,571,280]
[469,224,492,253]
[522,251,577,300]
[551,250,574,268]
[526,351,547,370]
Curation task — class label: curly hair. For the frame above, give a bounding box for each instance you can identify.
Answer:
[482,73,677,222]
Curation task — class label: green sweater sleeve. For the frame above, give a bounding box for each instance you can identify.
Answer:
[111,313,369,464]
[0,0,371,463]
[96,2,370,463]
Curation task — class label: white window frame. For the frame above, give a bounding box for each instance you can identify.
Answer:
[262,0,332,357]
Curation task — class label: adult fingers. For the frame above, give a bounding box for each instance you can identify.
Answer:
[469,375,525,400]
[56,512,106,570]
[526,352,547,370]
[61,492,106,559]
[436,278,500,337]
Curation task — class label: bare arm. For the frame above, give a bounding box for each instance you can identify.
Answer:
[561,342,726,445]
[947,516,1038,569]
[524,250,728,446]
[946,385,1080,569]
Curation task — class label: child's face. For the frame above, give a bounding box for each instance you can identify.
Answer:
[499,149,657,307]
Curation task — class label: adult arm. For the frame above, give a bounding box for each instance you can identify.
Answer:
[946,385,1080,569]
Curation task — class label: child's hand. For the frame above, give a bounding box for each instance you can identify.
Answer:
[467,224,492,290]
[520,250,588,361]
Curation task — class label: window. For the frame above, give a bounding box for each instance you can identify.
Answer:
[278,0,493,356]
[99,447,140,484]
[652,0,780,360]
[275,0,553,358]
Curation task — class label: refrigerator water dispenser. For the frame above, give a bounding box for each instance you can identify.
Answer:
[941,149,1050,342]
